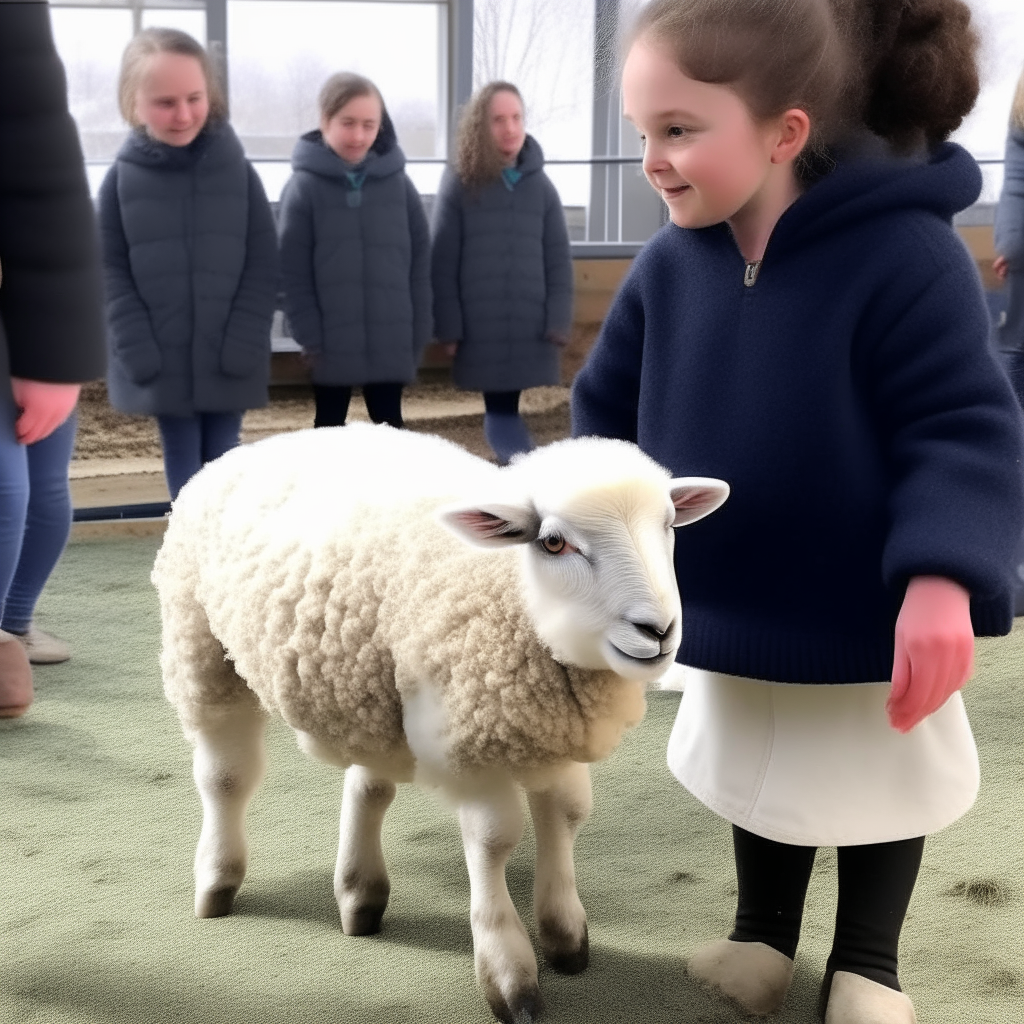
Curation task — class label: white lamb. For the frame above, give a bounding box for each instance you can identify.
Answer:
[152,424,728,1023]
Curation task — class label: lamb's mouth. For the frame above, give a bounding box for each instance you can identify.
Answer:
[608,644,672,666]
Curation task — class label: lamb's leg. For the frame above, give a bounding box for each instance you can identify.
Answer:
[459,783,543,1024]
[335,765,397,935]
[189,699,267,918]
[526,762,593,974]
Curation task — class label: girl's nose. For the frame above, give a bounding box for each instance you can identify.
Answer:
[642,141,669,176]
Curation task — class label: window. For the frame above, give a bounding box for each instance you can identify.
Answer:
[954,0,1024,200]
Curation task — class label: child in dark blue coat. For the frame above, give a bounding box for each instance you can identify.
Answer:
[98,28,278,500]
[278,72,431,429]
[431,82,573,464]
[572,1,1024,1020]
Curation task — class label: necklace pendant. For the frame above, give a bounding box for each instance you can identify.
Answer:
[744,260,762,288]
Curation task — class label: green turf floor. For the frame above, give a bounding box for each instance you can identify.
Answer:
[2,535,1022,1023]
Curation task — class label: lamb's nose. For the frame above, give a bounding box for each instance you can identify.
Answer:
[634,619,674,643]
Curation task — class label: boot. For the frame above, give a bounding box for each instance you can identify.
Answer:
[687,938,794,1015]
[13,624,71,664]
[0,628,34,718]
[823,971,916,1023]
[484,412,534,466]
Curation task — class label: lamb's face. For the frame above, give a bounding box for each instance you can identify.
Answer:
[516,477,727,679]
[438,442,729,682]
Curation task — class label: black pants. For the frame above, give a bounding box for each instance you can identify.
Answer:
[729,825,925,993]
[483,390,521,415]
[313,383,404,429]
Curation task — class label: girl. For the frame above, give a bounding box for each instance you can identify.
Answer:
[0,1,106,715]
[572,1,1024,1022]
[432,82,573,465]
[278,72,430,430]
[98,28,278,501]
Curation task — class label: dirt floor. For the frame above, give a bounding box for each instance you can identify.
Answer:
[70,372,572,508]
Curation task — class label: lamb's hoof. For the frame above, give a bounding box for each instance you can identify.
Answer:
[339,879,390,936]
[341,901,388,936]
[196,886,237,918]
[483,981,544,1024]
[823,971,916,1024]
[540,919,589,975]
[687,938,794,1016]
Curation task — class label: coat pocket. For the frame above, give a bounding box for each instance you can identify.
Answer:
[220,333,269,378]
[117,338,162,385]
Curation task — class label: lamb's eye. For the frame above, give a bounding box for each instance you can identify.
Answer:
[540,535,567,555]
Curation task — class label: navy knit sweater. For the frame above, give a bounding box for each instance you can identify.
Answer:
[572,142,1024,684]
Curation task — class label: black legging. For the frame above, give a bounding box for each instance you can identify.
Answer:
[729,825,925,993]
[313,383,404,429]
[483,390,521,415]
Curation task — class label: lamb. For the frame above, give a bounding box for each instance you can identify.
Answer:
[152,423,728,1023]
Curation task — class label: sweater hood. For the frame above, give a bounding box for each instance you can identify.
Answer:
[291,109,405,181]
[755,140,981,261]
[514,134,545,176]
[116,118,243,170]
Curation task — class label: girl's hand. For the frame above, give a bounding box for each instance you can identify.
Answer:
[10,378,81,446]
[992,255,1009,282]
[441,341,458,359]
[888,576,974,733]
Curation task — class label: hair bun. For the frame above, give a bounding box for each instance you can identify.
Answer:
[862,0,979,149]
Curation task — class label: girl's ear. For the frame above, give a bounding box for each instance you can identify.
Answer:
[771,108,811,165]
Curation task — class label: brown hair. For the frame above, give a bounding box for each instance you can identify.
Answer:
[1012,65,1024,133]
[318,71,384,123]
[455,81,524,190]
[629,0,980,159]
[118,27,227,127]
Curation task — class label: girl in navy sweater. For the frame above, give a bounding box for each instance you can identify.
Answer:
[572,1,1024,1021]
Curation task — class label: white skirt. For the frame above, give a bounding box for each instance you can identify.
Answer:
[667,668,979,847]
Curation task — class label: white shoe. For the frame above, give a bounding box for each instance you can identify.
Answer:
[14,625,71,665]
[824,971,916,1024]
[687,938,794,1015]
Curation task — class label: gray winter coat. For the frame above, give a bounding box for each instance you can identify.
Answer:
[97,121,278,416]
[995,126,1024,355]
[278,123,431,386]
[431,135,573,392]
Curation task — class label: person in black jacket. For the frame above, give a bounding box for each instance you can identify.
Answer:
[279,73,431,429]
[97,28,278,500]
[0,0,106,717]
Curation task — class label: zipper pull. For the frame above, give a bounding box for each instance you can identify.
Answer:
[744,260,762,288]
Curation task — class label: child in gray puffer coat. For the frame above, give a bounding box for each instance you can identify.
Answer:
[278,73,431,429]
[431,81,573,464]
[98,29,278,501]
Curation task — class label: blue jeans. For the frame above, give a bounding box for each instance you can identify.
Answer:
[0,380,77,634]
[156,412,242,500]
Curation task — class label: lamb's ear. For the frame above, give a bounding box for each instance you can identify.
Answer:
[669,477,730,527]
[436,502,542,548]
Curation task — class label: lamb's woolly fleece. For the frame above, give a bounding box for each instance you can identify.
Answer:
[153,426,659,778]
